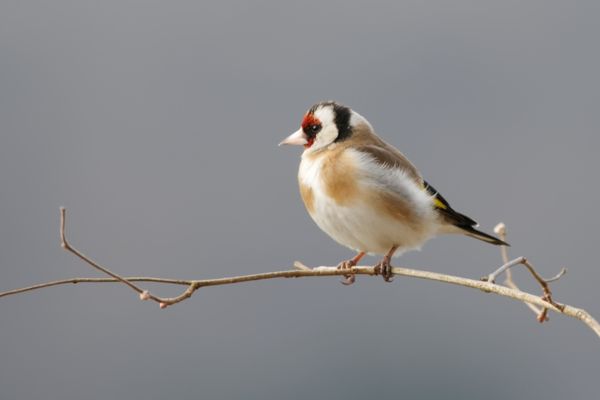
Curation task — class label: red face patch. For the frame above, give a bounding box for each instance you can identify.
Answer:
[301,113,321,148]
[301,113,320,132]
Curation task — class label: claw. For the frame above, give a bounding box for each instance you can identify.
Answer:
[336,252,366,286]
[340,274,356,285]
[337,259,357,285]
[374,245,398,283]
[382,261,394,282]
[374,260,394,282]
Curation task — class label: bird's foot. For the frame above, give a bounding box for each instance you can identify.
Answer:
[337,259,357,285]
[374,257,394,282]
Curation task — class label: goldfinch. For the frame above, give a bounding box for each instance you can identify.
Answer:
[280,101,507,284]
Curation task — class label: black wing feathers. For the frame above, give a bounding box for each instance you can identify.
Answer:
[423,181,477,227]
[423,181,509,246]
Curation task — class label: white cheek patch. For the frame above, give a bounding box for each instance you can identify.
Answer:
[310,106,338,151]
[314,125,338,148]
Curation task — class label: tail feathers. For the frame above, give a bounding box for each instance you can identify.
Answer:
[458,225,509,246]
[423,181,509,246]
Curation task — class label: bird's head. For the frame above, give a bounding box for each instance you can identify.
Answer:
[279,101,359,152]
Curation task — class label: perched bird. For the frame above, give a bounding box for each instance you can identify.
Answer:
[280,101,507,284]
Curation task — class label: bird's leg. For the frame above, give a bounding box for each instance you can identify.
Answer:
[374,246,399,282]
[337,251,366,285]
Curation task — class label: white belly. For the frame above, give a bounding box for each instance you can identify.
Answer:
[310,191,435,255]
[299,149,439,255]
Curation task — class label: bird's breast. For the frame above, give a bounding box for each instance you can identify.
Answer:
[298,149,359,210]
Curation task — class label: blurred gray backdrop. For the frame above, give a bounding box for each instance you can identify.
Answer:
[1,1,599,399]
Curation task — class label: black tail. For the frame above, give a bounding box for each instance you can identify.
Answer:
[457,224,509,246]
[423,181,509,247]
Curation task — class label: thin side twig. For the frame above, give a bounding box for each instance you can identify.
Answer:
[0,277,190,299]
[59,207,196,308]
[485,257,526,284]
[60,207,148,295]
[484,256,567,322]
[490,223,568,322]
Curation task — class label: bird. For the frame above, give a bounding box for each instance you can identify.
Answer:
[279,101,508,284]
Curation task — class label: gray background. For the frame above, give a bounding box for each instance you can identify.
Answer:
[1,1,599,399]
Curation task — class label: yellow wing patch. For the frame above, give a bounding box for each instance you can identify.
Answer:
[422,181,448,210]
[432,196,448,210]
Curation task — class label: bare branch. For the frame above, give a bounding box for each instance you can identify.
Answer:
[482,250,568,323]
[60,207,150,296]
[494,223,546,320]
[0,277,190,299]
[485,257,526,284]
[491,223,569,322]
[0,208,598,338]
[545,268,568,283]
[59,207,201,308]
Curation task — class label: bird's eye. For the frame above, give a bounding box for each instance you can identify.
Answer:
[310,124,321,134]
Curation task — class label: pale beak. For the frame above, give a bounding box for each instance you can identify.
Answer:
[278,128,308,146]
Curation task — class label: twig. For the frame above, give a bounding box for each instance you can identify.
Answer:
[0,208,598,338]
[60,207,149,295]
[485,257,526,284]
[59,207,196,308]
[494,223,543,317]
[544,268,568,283]
[490,223,568,322]
[0,277,190,299]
